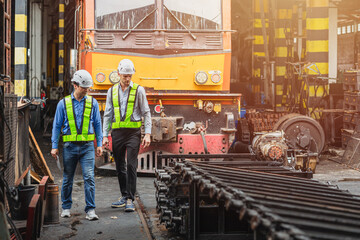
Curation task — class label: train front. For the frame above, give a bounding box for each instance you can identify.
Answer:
[80,0,240,172]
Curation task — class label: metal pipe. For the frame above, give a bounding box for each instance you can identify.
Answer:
[199,132,209,154]
[74,5,81,50]
[270,61,275,108]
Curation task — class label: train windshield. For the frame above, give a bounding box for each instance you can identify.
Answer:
[95,0,156,29]
[164,0,222,30]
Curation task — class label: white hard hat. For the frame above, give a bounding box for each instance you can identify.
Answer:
[117,59,135,75]
[71,70,93,88]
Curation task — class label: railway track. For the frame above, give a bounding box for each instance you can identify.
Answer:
[155,154,360,240]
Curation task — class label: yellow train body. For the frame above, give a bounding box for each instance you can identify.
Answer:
[87,51,231,92]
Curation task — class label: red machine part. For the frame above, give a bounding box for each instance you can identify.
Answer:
[106,134,229,155]
[268,146,283,160]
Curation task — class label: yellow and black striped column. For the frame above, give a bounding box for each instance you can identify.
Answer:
[301,5,307,62]
[274,0,293,108]
[292,3,298,58]
[14,0,28,97]
[253,0,269,105]
[58,0,64,89]
[306,0,329,119]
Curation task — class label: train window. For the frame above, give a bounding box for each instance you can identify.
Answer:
[95,0,156,30]
[164,0,222,30]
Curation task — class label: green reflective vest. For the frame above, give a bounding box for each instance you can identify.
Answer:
[63,95,95,142]
[112,83,142,129]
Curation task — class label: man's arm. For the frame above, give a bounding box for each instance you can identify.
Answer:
[138,86,152,134]
[102,87,113,146]
[51,100,65,158]
[92,99,103,147]
[138,87,151,148]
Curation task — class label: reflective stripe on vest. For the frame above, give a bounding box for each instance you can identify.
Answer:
[112,83,142,129]
[63,95,95,142]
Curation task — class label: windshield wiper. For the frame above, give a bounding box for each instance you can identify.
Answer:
[163,4,197,40]
[122,8,158,40]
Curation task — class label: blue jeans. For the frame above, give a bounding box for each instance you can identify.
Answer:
[61,141,96,212]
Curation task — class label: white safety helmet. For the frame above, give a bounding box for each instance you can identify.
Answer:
[71,70,93,88]
[117,59,135,75]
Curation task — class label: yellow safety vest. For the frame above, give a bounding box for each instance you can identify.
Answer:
[112,83,142,129]
[63,95,95,142]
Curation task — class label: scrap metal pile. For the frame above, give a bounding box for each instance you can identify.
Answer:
[155,154,360,240]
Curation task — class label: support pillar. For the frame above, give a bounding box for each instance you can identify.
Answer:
[306,0,329,119]
[274,0,293,108]
[253,0,269,105]
[14,0,28,97]
[58,0,64,89]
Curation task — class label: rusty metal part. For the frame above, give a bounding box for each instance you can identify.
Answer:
[155,158,360,240]
[151,117,181,142]
[236,118,250,144]
[246,110,288,132]
[44,184,59,224]
[272,113,302,131]
[273,114,325,154]
[341,124,360,169]
[220,112,236,133]
[157,153,312,178]
[134,197,153,240]
[199,132,209,154]
[203,101,214,113]
[252,131,288,162]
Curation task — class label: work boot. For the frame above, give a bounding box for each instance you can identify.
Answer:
[86,209,99,221]
[111,196,127,208]
[61,209,71,218]
[125,199,135,212]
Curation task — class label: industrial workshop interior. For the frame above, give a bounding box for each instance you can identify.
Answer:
[2,0,360,239]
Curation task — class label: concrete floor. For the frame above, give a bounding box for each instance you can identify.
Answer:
[35,134,360,239]
[313,157,360,196]
[39,176,155,240]
[37,135,168,240]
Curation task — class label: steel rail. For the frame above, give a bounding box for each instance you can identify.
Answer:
[174,164,307,239]
[187,163,339,192]
[217,180,360,207]
[182,162,360,238]
[187,166,360,211]
[156,158,360,239]
[201,188,360,238]
[193,167,360,202]
[254,201,360,221]
[270,208,360,228]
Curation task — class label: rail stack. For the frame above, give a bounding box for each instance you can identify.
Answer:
[155,155,360,240]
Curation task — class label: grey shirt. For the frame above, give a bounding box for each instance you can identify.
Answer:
[103,81,152,136]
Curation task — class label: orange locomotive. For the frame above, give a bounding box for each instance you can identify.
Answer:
[77,0,241,172]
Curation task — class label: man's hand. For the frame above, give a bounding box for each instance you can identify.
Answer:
[51,149,59,159]
[96,147,103,157]
[102,136,109,148]
[142,134,151,148]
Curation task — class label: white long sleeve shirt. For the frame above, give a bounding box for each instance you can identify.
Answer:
[102,81,152,137]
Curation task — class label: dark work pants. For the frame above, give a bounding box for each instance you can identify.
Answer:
[111,128,141,201]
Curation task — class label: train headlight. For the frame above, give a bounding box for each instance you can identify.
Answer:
[209,70,222,84]
[195,71,208,85]
[96,72,106,83]
[211,73,221,83]
[109,71,120,84]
